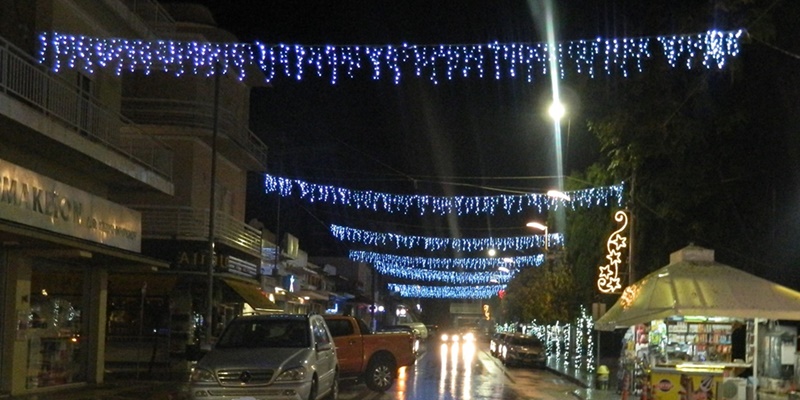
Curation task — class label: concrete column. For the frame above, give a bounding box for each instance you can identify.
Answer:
[2,252,32,395]
[85,267,108,384]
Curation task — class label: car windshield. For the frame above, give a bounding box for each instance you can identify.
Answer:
[508,336,541,346]
[216,319,310,349]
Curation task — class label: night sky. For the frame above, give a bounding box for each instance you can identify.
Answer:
[161,1,800,271]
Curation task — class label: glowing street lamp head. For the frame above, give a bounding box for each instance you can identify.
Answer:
[546,189,571,201]
[487,248,497,257]
[526,222,547,231]
[548,101,566,122]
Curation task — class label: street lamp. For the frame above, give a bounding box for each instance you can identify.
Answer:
[526,221,548,251]
[548,100,566,123]
[546,189,571,202]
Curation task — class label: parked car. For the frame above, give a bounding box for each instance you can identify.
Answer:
[500,333,546,367]
[490,332,508,357]
[395,320,429,340]
[189,313,338,400]
[324,315,417,392]
[380,325,421,354]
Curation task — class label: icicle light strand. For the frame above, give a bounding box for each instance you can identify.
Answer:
[387,283,505,299]
[332,225,561,251]
[39,30,743,84]
[267,175,624,216]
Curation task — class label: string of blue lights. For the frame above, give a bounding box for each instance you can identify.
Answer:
[349,250,545,271]
[267,175,624,215]
[39,30,742,84]
[332,225,561,252]
[388,283,506,299]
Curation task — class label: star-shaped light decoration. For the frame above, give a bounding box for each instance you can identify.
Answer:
[597,210,630,294]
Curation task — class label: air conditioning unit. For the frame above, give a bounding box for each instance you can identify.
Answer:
[720,377,746,400]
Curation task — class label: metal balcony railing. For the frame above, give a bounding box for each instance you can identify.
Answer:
[135,206,262,257]
[121,98,268,169]
[118,0,176,35]
[0,36,173,180]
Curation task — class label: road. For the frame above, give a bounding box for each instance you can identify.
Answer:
[339,339,582,400]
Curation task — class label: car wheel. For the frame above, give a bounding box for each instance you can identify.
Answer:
[324,371,339,400]
[308,376,318,400]
[365,356,395,392]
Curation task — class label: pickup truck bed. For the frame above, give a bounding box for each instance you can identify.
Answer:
[324,315,416,391]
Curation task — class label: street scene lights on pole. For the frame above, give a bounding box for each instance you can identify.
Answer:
[526,221,549,251]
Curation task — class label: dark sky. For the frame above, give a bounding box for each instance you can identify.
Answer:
[162,1,775,258]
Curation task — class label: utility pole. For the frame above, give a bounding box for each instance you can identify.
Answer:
[205,68,221,345]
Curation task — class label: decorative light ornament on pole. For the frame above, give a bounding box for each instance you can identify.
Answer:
[596,210,629,294]
[526,221,549,251]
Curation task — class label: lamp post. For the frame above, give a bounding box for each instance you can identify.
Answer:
[526,221,549,251]
[205,67,221,345]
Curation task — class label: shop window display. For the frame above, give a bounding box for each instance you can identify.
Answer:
[26,293,84,388]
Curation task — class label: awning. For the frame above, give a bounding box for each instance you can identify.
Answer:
[596,245,800,331]
[222,278,278,310]
[296,290,330,301]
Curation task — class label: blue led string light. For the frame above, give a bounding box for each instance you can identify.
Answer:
[350,250,545,270]
[332,225,561,251]
[39,30,743,84]
[352,251,544,284]
[388,283,506,299]
[372,261,518,284]
[267,174,625,215]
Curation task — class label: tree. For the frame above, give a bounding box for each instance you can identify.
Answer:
[502,251,577,324]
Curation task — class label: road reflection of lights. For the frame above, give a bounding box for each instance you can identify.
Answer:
[439,343,449,396]
[394,366,407,399]
[462,342,475,400]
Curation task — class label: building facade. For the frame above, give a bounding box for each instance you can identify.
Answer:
[0,0,176,395]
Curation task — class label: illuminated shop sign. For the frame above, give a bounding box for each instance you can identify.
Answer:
[0,158,141,251]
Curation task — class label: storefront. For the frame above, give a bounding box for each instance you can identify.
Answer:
[0,159,168,396]
[597,245,800,400]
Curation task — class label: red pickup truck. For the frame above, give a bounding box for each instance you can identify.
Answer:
[323,315,416,392]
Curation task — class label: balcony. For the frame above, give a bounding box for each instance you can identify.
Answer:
[0,36,174,192]
[122,98,268,171]
[134,205,262,258]
[119,0,176,35]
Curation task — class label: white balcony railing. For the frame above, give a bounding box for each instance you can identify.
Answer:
[0,36,173,180]
[121,98,268,169]
[135,206,262,257]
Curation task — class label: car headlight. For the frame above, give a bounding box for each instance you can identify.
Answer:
[275,366,307,382]
[451,334,460,342]
[441,333,449,341]
[463,332,475,342]
[190,368,216,383]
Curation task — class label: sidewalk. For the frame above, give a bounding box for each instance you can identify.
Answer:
[545,356,622,400]
[1,380,189,400]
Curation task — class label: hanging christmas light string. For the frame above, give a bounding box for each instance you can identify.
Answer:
[350,250,545,271]
[39,30,743,84]
[388,283,506,299]
[372,261,518,284]
[353,250,543,284]
[267,174,624,215]
[332,224,561,251]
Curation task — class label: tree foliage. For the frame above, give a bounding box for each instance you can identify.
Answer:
[502,252,577,324]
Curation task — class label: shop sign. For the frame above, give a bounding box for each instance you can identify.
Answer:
[0,158,141,252]
[175,250,229,271]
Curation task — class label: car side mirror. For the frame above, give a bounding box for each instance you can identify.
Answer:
[316,342,332,352]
